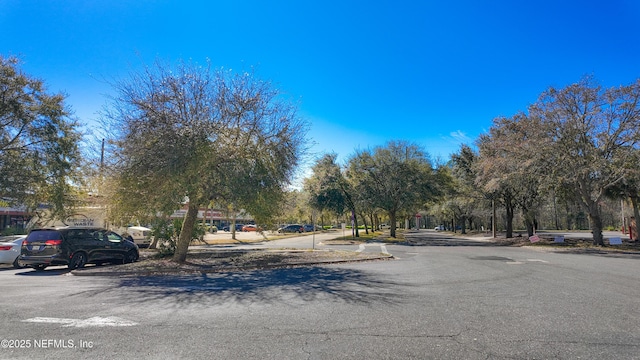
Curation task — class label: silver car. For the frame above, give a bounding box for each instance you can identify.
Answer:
[0,235,27,268]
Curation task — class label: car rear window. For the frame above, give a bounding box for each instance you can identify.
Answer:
[26,230,63,242]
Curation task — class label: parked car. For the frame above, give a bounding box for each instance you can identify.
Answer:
[0,235,27,268]
[379,224,390,230]
[241,224,261,232]
[222,224,244,232]
[20,227,139,271]
[123,226,152,248]
[277,224,304,233]
[303,224,321,232]
[434,225,445,231]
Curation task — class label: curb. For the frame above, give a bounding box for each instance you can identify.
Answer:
[71,254,394,277]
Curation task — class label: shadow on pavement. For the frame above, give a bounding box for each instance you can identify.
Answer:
[406,232,640,259]
[72,266,410,307]
[14,267,71,276]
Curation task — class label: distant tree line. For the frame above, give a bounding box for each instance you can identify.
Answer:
[305,77,640,245]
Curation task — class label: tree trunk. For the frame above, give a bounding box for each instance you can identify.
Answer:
[505,199,514,238]
[389,211,397,238]
[173,202,199,263]
[522,207,535,237]
[360,213,369,234]
[589,215,604,246]
[553,193,560,230]
[630,196,640,241]
[369,213,375,232]
[351,209,359,237]
[587,203,604,246]
[525,220,534,237]
[460,215,467,234]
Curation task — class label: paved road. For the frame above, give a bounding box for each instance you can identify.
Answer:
[200,229,392,255]
[1,230,639,359]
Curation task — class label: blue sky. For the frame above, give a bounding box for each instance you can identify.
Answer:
[3,0,640,170]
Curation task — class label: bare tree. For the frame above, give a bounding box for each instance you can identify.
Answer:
[476,114,545,238]
[529,77,640,245]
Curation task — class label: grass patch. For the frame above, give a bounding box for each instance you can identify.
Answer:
[329,229,407,243]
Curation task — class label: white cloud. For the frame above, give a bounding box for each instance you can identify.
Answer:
[448,130,472,144]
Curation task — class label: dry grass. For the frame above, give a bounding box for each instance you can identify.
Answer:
[501,235,640,253]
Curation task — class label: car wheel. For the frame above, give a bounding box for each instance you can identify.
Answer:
[68,252,87,269]
[33,264,47,271]
[124,249,138,263]
[12,256,25,269]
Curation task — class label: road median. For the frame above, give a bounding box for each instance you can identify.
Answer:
[71,249,393,276]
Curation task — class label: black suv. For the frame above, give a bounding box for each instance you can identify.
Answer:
[277,224,304,233]
[20,227,139,271]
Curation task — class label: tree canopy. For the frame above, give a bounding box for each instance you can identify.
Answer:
[0,55,83,219]
[347,141,438,237]
[102,60,307,262]
[528,77,640,244]
[475,77,640,244]
[304,153,347,217]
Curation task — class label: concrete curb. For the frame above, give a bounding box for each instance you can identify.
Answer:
[71,254,394,277]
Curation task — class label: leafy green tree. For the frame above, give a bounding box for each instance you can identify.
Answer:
[476,126,518,238]
[304,153,346,217]
[0,55,83,219]
[348,141,437,238]
[102,60,307,263]
[449,144,483,233]
[305,153,362,236]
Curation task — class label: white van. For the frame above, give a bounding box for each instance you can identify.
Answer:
[124,226,152,247]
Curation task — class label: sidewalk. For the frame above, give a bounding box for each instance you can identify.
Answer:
[199,229,333,245]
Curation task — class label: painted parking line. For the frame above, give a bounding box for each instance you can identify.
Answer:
[506,259,550,265]
[23,316,138,328]
[380,244,389,255]
[354,243,391,256]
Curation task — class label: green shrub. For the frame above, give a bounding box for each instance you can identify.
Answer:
[1,227,26,236]
[148,218,206,257]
